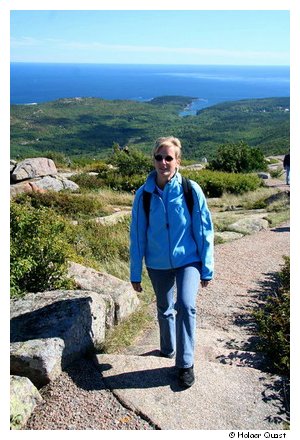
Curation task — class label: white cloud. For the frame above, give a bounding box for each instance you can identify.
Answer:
[53,39,288,61]
[10,37,289,64]
[10,36,41,47]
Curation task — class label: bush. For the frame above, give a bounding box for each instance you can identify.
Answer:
[209,141,268,173]
[109,147,153,177]
[10,201,75,297]
[181,169,262,197]
[15,191,107,219]
[68,173,105,191]
[103,173,146,192]
[92,168,262,196]
[71,218,130,266]
[253,256,290,375]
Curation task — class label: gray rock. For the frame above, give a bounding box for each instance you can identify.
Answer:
[94,210,131,226]
[11,158,57,182]
[215,231,244,243]
[181,163,204,170]
[264,191,290,206]
[34,175,79,192]
[10,181,44,197]
[10,175,79,197]
[10,375,43,430]
[68,262,140,324]
[10,290,107,387]
[228,217,269,235]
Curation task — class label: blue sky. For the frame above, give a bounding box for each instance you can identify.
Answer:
[10,10,290,65]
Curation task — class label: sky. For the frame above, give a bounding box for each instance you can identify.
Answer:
[10,9,290,66]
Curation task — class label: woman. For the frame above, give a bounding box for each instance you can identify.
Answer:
[130,136,214,388]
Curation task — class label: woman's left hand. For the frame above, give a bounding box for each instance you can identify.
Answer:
[131,282,143,293]
[201,280,210,288]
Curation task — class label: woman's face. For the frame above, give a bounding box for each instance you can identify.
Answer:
[154,144,181,185]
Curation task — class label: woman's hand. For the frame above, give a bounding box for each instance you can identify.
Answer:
[131,282,143,293]
[201,280,210,288]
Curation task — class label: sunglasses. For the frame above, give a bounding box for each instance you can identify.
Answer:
[154,154,174,162]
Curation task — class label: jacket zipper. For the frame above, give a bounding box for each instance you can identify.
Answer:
[153,192,174,268]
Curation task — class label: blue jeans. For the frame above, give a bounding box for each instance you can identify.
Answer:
[147,262,201,369]
[285,166,290,185]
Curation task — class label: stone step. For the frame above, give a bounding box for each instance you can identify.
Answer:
[95,352,284,430]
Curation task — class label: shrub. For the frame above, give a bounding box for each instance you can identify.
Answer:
[69,173,105,191]
[103,173,146,192]
[109,147,153,177]
[209,141,268,173]
[10,201,75,297]
[82,160,110,173]
[253,256,290,375]
[270,168,284,178]
[15,191,107,219]
[181,169,262,197]
[71,218,130,265]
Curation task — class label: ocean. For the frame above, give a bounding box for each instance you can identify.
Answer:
[10,63,290,114]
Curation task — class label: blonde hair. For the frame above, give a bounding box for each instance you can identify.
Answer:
[153,136,182,159]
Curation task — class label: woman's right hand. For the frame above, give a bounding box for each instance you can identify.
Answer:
[131,282,143,293]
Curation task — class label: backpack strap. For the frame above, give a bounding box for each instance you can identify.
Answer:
[182,176,194,217]
[143,190,151,224]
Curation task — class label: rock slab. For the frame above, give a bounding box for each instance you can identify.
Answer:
[10,290,107,388]
[95,352,284,430]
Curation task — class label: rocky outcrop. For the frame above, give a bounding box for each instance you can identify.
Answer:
[68,262,140,324]
[10,289,108,388]
[11,157,57,182]
[10,264,140,426]
[10,157,79,197]
[10,181,46,197]
[10,264,140,389]
[10,375,43,429]
[33,175,79,191]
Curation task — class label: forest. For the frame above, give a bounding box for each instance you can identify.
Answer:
[10,96,290,160]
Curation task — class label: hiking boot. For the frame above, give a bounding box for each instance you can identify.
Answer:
[178,365,195,388]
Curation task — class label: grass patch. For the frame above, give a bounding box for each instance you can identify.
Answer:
[95,188,133,207]
[263,211,290,228]
[97,304,153,354]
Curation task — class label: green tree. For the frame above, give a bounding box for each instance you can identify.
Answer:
[209,141,268,173]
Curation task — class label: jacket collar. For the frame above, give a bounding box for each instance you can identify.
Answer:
[144,169,182,193]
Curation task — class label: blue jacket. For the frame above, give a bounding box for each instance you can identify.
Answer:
[130,171,214,282]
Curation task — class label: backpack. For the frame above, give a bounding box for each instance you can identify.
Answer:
[143,176,194,224]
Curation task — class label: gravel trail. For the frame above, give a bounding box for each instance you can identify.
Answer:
[25,358,156,430]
